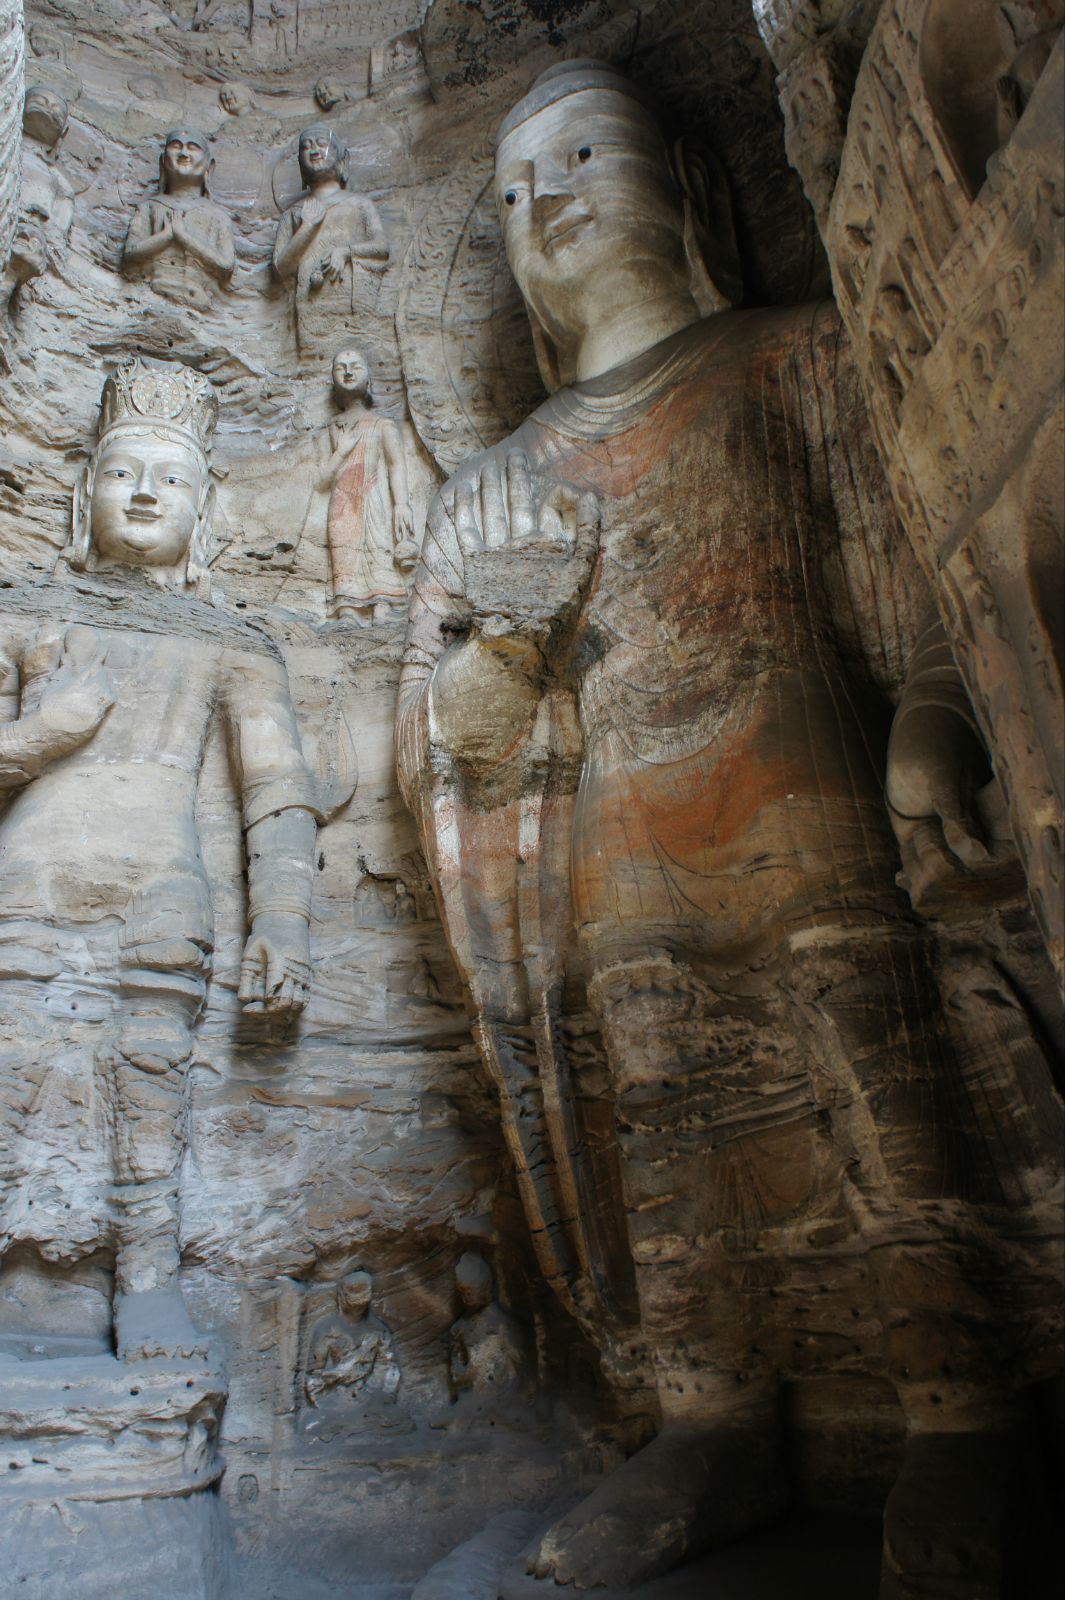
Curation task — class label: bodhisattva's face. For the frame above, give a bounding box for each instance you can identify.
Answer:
[162,133,209,189]
[300,129,341,182]
[332,348,369,401]
[90,435,203,569]
[495,92,688,336]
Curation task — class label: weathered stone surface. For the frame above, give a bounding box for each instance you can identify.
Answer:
[0,2,1059,1597]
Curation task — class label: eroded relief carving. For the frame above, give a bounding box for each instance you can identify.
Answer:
[301,1269,400,1424]
[0,357,322,1363]
[823,0,1065,983]
[397,60,1064,1597]
[123,127,235,310]
[272,123,389,359]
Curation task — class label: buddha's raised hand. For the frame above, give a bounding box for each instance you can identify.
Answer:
[453,448,600,666]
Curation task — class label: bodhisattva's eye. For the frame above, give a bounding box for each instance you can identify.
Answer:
[165,475,187,487]
[577,146,592,162]
[106,468,131,479]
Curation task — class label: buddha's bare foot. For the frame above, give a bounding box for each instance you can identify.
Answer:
[881,1431,1013,1599]
[501,1421,788,1595]
[115,1287,212,1363]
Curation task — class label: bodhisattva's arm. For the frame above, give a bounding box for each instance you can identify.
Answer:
[123,202,175,267]
[0,628,112,790]
[222,645,322,1017]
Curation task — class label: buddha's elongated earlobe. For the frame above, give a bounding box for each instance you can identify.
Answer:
[69,463,93,569]
[671,136,743,313]
[184,480,215,597]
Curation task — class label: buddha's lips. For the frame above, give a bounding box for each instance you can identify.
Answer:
[543,210,592,249]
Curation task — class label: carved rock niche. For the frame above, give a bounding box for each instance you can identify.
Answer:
[0,2,1060,1597]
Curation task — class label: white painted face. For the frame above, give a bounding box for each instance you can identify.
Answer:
[90,435,204,569]
[332,348,370,401]
[495,90,688,339]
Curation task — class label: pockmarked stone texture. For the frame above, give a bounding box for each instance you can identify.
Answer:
[0,2,1060,1597]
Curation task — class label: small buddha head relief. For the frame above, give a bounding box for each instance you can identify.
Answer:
[314,77,345,112]
[219,82,254,116]
[298,123,347,188]
[332,344,372,405]
[71,357,218,593]
[23,85,68,148]
[494,59,741,389]
[160,127,212,194]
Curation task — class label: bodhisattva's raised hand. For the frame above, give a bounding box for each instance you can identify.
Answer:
[34,628,114,752]
[429,450,600,771]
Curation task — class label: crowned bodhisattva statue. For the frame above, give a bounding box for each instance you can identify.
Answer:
[0,357,324,1362]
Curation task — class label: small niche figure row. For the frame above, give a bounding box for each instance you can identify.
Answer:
[118,121,388,357]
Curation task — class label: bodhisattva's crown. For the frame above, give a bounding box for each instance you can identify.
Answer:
[97,356,218,465]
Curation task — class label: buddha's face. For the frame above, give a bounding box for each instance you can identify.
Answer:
[162,131,209,190]
[332,347,369,402]
[90,434,204,570]
[300,127,342,183]
[495,90,688,334]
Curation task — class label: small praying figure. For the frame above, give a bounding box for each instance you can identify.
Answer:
[321,345,416,624]
[123,127,235,311]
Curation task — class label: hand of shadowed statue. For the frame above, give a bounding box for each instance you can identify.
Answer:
[453,448,600,672]
[35,627,114,751]
[886,702,995,909]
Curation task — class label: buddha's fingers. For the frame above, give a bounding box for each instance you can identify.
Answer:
[506,449,536,543]
[479,459,509,549]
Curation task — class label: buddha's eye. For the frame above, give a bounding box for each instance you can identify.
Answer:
[165,475,183,486]
[577,146,592,162]
[107,469,131,479]
[504,189,518,207]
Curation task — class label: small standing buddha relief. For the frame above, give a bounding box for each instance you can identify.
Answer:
[321,344,417,625]
[272,124,390,358]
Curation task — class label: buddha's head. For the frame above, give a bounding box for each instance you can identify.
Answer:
[298,123,347,189]
[494,60,740,389]
[455,1252,493,1314]
[71,358,218,593]
[337,1270,372,1323]
[23,85,68,148]
[159,127,212,195]
[332,344,372,407]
